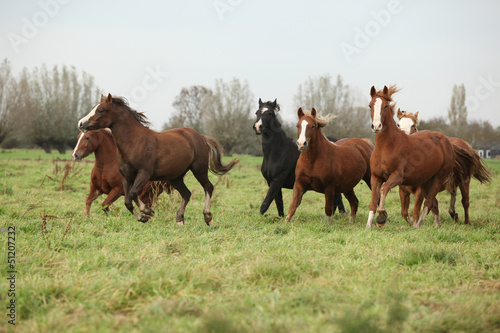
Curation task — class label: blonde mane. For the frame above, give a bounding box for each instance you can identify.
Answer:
[373,84,400,116]
[303,109,337,128]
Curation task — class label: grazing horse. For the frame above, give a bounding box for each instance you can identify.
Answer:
[253,98,345,217]
[366,85,456,229]
[71,129,170,216]
[397,109,492,224]
[78,94,239,226]
[284,108,373,225]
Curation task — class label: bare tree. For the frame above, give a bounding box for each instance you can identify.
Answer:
[448,84,467,136]
[165,85,210,133]
[293,74,372,139]
[0,59,17,144]
[204,78,257,154]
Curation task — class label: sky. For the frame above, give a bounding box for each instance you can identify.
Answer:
[1,0,499,130]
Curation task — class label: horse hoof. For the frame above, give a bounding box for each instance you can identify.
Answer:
[376,211,388,225]
[206,219,213,226]
[138,215,150,223]
[377,221,386,228]
[177,221,184,226]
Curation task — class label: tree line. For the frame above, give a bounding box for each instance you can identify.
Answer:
[0,59,99,153]
[1,58,498,155]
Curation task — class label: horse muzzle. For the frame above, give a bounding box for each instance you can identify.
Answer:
[297,141,308,152]
[72,152,83,161]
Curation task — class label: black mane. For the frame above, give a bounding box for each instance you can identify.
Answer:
[111,97,151,128]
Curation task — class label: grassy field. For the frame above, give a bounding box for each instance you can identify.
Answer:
[0,149,499,332]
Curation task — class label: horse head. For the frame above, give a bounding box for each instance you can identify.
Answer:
[296,108,336,151]
[78,93,116,132]
[72,130,104,161]
[253,98,280,135]
[397,108,419,135]
[369,85,400,134]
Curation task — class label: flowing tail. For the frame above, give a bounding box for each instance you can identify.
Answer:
[446,145,492,191]
[472,150,493,184]
[202,135,240,176]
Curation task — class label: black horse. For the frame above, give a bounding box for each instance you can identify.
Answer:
[253,98,345,217]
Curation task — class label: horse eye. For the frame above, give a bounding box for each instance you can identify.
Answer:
[384,105,388,109]
[98,109,104,114]
[397,124,400,128]
[85,137,90,140]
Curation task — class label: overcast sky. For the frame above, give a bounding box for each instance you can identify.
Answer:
[1,0,499,130]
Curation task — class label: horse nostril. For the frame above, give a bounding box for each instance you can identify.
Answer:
[371,124,375,130]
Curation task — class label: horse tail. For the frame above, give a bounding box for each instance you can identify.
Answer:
[445,145,476,192]
[202,135,240,176]
[471,151,493,184]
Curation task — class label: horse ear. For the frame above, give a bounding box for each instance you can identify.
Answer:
[100,94,106,102]
[415,111,419,118]
[383,86,389,95]
[311,108,317,118]
[297,107,304,118]
[370,86,376,97]
[397,108,403,119]
[106,93,112,104]
[258,98,263,107]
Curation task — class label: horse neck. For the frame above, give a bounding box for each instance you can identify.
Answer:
[303,128,331,162]
[262,119,290,151]
[376,108,404,145]
[109,109,148,153]
[93,132,116,166]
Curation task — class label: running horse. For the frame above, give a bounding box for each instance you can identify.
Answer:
[397,109,492,224]
[253,98,345,217]
[284,108,373,225]
[71,129,170,216]
[366,85,456,229]
[78,94,239,225]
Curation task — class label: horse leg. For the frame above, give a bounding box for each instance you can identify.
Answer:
[376,172,403,227]
[170,178,192,226]
[285,183,305,223]
[398,186,412,226]
[100,186,123,214]
[123,171,152,223]
[448,187,459,222]
[260,175,287,216]
[275,189,284,218]
[366,175,382,229]
[85,183,102,216]
[416,177,444,228]
[333,193,346,215]
[411,187,425,227]
[459,180,471,224]
[431,197,441,227]
[343,189,359,223]
[324,190,336,225]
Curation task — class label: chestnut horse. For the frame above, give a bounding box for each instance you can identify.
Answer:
[366,85,455,229]
[284,108,373,225]
[78,94,239,226]
[72,129,170,216]
[397,110,492,224]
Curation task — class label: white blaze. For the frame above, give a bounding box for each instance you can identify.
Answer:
[398,117,414,135]
[78,104,99,131]
[261,107,268,113]
[297,120,308,147]
[72,133,85,159]
[254,118,262,132]
[372,98,382,130]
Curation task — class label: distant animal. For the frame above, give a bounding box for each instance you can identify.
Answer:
[78,94,239,226]
[72,129,170,216]
[397,109,492,224]
[253,98,345,217]
[366,85,457,229]
[284,107,373,225]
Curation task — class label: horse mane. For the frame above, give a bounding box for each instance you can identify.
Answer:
[111,96,151,128]
[374,84,400,116]
[303,110,336,128]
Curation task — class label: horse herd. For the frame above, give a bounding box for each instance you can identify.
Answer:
[74,85,492,229]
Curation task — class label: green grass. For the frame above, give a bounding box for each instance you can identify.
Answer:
[1,151,500,332]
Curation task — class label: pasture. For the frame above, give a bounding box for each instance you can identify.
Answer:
[1,149,499,332]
